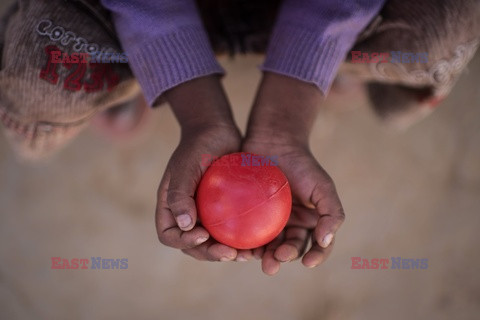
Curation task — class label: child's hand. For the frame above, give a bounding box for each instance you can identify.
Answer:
[243,73,345,275]
[155,76,254,262]
[243,140,344,274]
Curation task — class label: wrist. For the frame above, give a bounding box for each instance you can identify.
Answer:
[246,72,324,147]
[165,75,237,132]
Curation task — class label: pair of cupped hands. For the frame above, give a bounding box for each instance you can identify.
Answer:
[156,72,345,275]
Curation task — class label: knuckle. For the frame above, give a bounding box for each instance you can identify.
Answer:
[167,188,192,211]
[205,249,220,262]
[207,256,218,262]
[157,230,182,248]
[157,233,171,246]
[180,235,198,250]
[311,181,335,206]
[336,207,346,222]
[323,179,337,195]
[181,249,206,261]
[166,188,184,204]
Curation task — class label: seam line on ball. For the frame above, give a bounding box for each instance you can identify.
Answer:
[204,180,290,227]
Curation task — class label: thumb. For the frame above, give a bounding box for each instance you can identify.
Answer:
[311,176,345,248]
[166,163,202,231]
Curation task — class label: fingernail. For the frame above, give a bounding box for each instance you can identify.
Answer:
[176,214,192,229]
[195,237,208,245]
[286,250,298,262]
[220,257,232,262]
[304,202,315,209]
[236,256,247,262]
[321,233,333,248]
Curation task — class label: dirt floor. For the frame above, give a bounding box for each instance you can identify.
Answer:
[1,3,480,320]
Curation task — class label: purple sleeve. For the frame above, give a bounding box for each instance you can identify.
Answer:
[101,0,223,106]
[262,0,386,95]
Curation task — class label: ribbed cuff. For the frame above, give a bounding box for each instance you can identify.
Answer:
[261,25,355,95]
[127,26,224,106]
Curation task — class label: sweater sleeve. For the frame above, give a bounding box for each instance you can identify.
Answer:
[101,0,224,106]
[262,0,386,95]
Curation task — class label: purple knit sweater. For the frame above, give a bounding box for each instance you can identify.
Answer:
[101,0,386,106]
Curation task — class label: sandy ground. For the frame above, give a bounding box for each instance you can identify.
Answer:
[1,3,480,320]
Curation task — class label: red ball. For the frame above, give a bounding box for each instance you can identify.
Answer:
[196,152,292,249]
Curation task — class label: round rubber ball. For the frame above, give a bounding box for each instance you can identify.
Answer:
[196,152,292,249]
